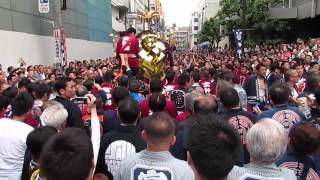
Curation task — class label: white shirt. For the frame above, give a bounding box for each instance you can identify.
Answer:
[0,118,33,180]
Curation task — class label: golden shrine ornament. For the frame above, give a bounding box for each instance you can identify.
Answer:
[139,34,166,79]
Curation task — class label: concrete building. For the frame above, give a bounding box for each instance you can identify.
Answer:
[197,0,229,48]
[268,0,320,39]
[174,27,190,51]
[111,0,148,33]
[198,0,220,29]
[189,11,200,48]
[0,0,113,68]
[148,0,165,32]
[269,0,320,20]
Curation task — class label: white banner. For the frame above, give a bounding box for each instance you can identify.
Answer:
[54,29,62,67]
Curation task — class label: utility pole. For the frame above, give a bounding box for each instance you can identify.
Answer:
[241,0,247,29]
[52,0,64,75]
[52,0,63,28]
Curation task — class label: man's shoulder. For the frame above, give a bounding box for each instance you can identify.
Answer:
[228,111,257,121]
[259,109,276,119]
[0,118,33,137]
[228,165,297,180]
[169,156,191,167]
[0,118,33,130]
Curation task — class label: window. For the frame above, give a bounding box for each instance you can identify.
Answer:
[194,26,199,30]
[194,18,199,22]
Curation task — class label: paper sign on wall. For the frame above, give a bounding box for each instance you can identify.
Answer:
[39,0,50,13]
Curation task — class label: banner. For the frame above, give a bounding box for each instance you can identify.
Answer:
[233,29,244,59]
[60,28,67,67]
[54,29,62,68]
[54,28,67,72]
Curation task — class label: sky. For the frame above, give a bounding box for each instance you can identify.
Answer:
[161,0,200,28]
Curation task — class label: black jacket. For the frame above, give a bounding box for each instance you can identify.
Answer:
[54,96,83,128]
[95,125,146,179]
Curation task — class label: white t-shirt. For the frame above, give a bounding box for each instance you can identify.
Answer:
[0,118,33,180]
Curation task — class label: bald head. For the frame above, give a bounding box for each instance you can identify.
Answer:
[193,95,218,114]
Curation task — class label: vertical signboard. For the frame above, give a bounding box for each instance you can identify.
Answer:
[54,28,67,74]
[233,29,244,59]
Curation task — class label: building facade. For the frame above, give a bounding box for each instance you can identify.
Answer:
[111,0,148,33]
[149,0,165,32]
[0,0,113,68]
[198,0,219,30]
[174,27,190,51]
[269,0,320,20]
[269,0,320,39]
[196,0,229,48]
[189,12,200,48]
[112,0,165,34]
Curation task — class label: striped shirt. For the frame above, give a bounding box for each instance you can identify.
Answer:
[228,163,297,180]
[114,150,194,180]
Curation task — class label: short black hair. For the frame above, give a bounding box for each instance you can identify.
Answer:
[191,69,201,82]
[226,64,235,71]
[103,70,114,83]
[0,95,10,110]
[127,27,136,34]
[117,75,129,87]
[112,86,130,104]
[165,69,175,83]
[188,114,240,180]
[270,62,280,72]
[219,87,240,109]
[40,128,93,180]
[290,122,320,155]
[33,83,52,99]
[255,63,266,71]
[129,79,140,93]
[144,112,176,143]
[149,93,166,112]
[54,77,73,95]
[26,126,57,160]
[18,78,31,90]
[306,73,320,92]
[222,71,238,84]
[83,79,94,92]
[118,97,140,124]
[293,62,304,69]
[11,92,34,116]
[2,86,18,101]
[269,82,290,105]
[95,76,104,85]
[178,72,190,87]
[150,77,163,93]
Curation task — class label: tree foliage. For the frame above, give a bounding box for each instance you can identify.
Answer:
[198,0,290,46]
[198,18,222,50]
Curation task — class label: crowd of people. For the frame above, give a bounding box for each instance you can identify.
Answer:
[0,27,320,180]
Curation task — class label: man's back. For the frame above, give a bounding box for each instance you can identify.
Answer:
[96,125,146,177]
[228,163,297,180]
[0,118,33,180]
[114,150,194,180]
[259,104,305,132]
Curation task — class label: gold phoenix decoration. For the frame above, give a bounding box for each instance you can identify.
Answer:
[139,4,166,80]
[139,34,166,79]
